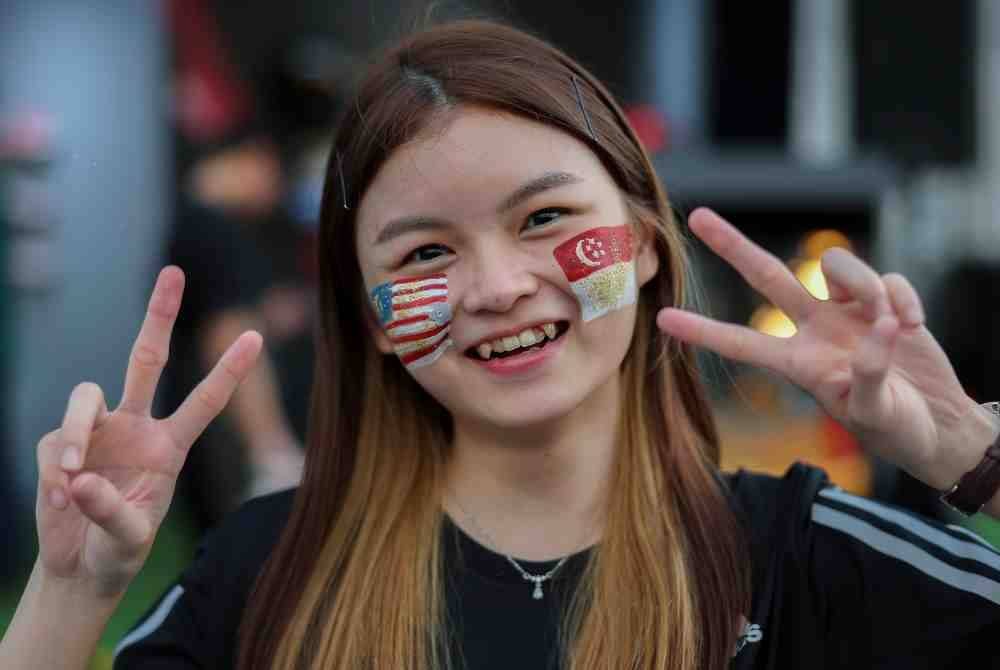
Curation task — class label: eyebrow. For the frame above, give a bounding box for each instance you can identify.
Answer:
[496,170,583,214]
[373,170,584,246]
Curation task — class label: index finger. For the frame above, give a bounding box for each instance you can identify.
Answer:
[119,267,184,414]
[164,331,263,450]
[657,307,788,372]
[689,208,816,322]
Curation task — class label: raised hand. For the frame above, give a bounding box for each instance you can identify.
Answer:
[657,208,995,489]
[35,266,262,597]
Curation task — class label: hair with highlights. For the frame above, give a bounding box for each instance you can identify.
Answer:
[237,19,750,670]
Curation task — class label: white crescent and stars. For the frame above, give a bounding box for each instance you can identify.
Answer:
[575,237,606,267]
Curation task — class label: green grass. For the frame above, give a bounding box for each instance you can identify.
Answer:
[0,499,201,669]
[968,513,1000,547]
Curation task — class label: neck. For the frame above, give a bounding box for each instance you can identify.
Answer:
[444,372,620,561]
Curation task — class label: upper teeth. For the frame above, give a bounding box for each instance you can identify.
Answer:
[475,322,560,359]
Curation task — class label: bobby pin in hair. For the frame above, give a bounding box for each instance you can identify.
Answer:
[336,151,349,210]
[571,75,597,142]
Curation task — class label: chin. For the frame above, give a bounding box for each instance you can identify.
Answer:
[478,401,579,430]
[454,378,602,432]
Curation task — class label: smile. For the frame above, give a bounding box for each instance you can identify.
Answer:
[465,321,570,361]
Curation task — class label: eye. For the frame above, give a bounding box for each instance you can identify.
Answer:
[523,207,570,231]
[403,244,451,265]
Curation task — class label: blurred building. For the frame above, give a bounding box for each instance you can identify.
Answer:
[3,0,1000,524]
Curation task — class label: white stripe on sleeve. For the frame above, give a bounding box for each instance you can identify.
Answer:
[811,504,1000,606]
[818,487,1000,571]
[113,584,185,658]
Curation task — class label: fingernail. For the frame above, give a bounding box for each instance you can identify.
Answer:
[50,487,68,509]
[61,446,80,470]
[906,304,924,326]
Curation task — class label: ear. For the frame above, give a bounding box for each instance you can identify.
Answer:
[634,227,660,287]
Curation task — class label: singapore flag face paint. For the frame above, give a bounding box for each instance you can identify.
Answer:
[553,225,637,322]
[371,272,453,369]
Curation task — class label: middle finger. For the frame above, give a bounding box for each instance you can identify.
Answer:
[820,248,890,322]
[119,266,184,414]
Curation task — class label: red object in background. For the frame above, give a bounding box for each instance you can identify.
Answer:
[820,413,860,459]
[0,111,54,161]
[165,0,253,142]
[623,104,669,154]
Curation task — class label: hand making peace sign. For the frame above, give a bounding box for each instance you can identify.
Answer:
[35,267,262,598]
[657,208,993,490]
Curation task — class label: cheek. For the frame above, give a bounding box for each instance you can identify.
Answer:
[370,272,454,369]
[552,224,638,322]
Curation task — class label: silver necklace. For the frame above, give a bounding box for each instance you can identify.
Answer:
[450,496,571,600]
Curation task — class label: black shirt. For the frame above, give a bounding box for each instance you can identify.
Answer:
[113,464,1000,668]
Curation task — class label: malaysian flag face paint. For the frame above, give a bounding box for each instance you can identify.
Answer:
[553,225,637,322]
[371,272,454,369]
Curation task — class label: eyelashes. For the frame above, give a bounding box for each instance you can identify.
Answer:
[398,207,572,267]
[524,206,570,230]
[405,244,450,264]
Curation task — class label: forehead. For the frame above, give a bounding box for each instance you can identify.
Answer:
[356,106,614,243]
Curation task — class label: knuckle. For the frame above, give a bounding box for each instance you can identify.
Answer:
[131,342,167,369]
[883,273,913,297]
[36,431,60,467]
[731,329,748,360]
[219,359,242,385]
[39,472,59,488]
[195,386,225,414]
[758,264,783,290]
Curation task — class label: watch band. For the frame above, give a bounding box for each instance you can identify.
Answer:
[940,402,1000,516]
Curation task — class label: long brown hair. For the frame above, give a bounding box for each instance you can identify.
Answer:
[238,19,750,670]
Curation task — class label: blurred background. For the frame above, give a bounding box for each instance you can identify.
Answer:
[1,0,999,666]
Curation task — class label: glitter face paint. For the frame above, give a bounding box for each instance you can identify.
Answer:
[552,225,636,322]
[371,272,453,368]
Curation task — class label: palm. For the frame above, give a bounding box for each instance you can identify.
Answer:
[39,413,175,579]
[658,208,974,480]
[35,267,261,596]
[784,299,962,464]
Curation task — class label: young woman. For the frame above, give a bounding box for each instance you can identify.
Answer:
[3,19,999,670]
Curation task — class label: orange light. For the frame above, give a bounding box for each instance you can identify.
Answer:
[800,229,852,259]
[793,258,829,300]
[750,305,797,338]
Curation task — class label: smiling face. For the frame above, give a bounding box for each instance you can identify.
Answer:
[355,106,658,431]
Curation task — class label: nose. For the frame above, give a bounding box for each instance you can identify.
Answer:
[461,247,539,314]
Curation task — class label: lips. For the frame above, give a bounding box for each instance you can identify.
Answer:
[465,321,569,360]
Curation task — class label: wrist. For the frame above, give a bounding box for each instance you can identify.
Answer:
[35,560,129,610]
[935,399,1000,518]
[1,560,124,668]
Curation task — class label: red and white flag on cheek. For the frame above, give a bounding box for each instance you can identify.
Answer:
[553,225,637,322]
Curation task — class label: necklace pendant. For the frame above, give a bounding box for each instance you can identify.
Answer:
[532,582,544,599]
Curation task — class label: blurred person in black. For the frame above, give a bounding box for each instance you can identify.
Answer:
[167,132,307,530]
[163,0,307,530]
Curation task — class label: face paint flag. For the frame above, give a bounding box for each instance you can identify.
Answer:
[371,272,453,368]
[553,225,636,322]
